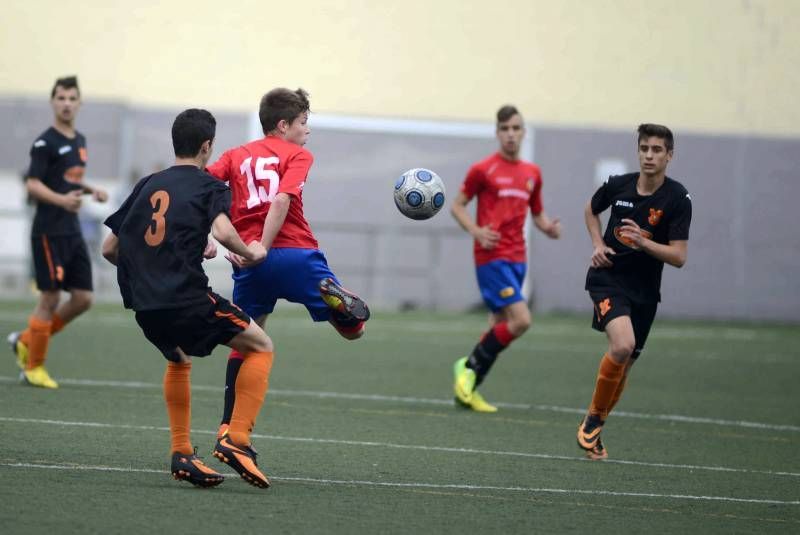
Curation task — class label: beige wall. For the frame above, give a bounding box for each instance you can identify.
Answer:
[2,0,798,136]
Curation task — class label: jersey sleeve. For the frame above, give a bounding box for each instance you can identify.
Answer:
[278,150,313,198]
[529,175,543,216]
[460,164,485,200]
[590,176,617,214]
[206,182,232,224]
[104,175,153,235]
[667,190,692,241]
[27,138,51,180]
[206,150,233,182]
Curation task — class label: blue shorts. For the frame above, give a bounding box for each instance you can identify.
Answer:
[232,248,339,322]
[475,260,527,312]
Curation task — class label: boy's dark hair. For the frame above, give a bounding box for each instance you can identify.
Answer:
[496,105,521,124]
[637,123,674,152]
[259,88,310,134]
[51,76,80,98]
[171,109,216,158]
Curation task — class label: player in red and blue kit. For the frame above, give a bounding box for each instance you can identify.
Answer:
[207,88,369,436]
[450,105,561,412]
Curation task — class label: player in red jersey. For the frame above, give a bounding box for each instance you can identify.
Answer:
[450,105,561,412]
[206,88,370,436]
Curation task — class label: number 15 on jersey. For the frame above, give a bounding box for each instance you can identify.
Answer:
[241,156,279,209]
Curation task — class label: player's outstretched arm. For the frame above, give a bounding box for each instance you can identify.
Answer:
[212,212,266,267]
[26,178,83,213]
[102,232,119,265]
[451,191,499,249]
[533,211,561,239]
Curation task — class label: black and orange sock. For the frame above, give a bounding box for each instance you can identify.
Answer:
[163,361,193,455]
[220,351,245,426]
[26,316,52,370]
[229,351,273,447]
[467,322,515,386]
[588,353,626,421]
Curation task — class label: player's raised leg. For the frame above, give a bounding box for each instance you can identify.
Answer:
[214,320,274,488]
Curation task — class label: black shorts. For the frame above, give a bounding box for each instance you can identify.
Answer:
[31,234,93,292]
[135,292,251,362]
[589,291,658,359]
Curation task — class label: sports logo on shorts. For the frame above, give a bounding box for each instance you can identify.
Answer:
[595,298,612,320]
[499,287,515,298]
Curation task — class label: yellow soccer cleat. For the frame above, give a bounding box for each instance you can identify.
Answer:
[453,356,476,405]
[467,391,498,413]
[22,365,59,389]
[7,332,28,370]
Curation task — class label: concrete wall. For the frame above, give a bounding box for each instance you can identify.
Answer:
[2,1,799,137]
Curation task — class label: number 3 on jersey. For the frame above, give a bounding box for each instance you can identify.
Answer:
[241,156,279,209]
[145,190,169,247]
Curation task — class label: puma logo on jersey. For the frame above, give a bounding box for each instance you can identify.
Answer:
[34,139,47,148]
[615,200,634,208]
[58,145,72,155]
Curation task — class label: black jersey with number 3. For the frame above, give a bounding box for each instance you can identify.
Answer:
[27,127,87,237]
[104,165,231,311]
[585,173,692,303]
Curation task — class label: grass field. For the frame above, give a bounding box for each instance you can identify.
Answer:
[0,299,798,534]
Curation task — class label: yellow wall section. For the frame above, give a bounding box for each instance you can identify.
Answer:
[2,0,797,136]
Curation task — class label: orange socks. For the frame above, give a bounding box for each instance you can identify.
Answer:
[163,361,193,455]
[607,370,630,414]
[20,313,65,348]
[229,351,273,446]
[588,353,626,421]
[26,316,53,370]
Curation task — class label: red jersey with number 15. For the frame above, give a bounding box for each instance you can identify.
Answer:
[207,135,318,249]
[461,152,543,266]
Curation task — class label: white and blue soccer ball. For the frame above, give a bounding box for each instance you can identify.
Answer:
[393,168,446,220]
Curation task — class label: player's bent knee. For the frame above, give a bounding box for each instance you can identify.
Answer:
[609,341,635,362]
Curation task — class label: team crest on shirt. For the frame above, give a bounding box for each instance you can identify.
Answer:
[648,208,664,226]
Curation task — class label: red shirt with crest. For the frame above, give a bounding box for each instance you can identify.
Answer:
[461,152,543,266]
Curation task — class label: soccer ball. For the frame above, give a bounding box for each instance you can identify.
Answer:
[393,168,446,220]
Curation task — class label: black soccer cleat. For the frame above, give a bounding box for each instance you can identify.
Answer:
[171,449,225,488]
[319,278,370,322]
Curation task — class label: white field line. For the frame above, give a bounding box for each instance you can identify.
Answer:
[0,310,786,341]
[1,416,798,479]
[0,460,797,506]
[1,374,797,433]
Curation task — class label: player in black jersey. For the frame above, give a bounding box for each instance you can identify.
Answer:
[7,76,108,389]
[102,109,273,488]
[576,124,692,460]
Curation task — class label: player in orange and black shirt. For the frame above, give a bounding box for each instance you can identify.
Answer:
[577,123,692,460]
[102,109,273,489]
[7,76,108,389]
